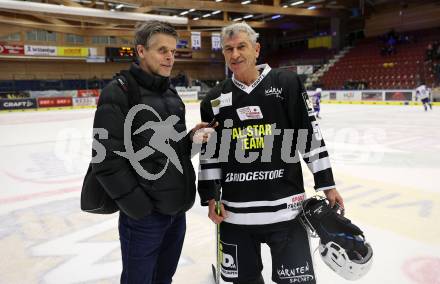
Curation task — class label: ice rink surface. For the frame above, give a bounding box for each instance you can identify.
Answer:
[0,103,439,284]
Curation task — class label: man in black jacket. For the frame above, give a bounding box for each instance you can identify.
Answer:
[92,21,214,284]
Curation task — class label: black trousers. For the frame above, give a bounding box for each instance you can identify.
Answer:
[220,219,316,284]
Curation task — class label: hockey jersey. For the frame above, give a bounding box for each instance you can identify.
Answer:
[198,64,335,228]
[313,92,321,109]
[416,85,430,100]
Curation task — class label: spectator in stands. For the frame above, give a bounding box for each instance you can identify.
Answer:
[426,43,434,62]
[434,62,440,84]
[387,29,397,42]
[435,41,440,60]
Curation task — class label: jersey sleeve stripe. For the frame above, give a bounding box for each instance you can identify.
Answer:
[302,146,328,158]
[315,185,336,192]
[306,156,331,174]
[198,168,222,181]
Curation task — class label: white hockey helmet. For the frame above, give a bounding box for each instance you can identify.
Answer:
[315,88,322,93]
[319,240,373,281]
[299,196,373,281]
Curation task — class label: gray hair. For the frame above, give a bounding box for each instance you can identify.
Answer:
[134,20,178,49]
[221,22,259,47]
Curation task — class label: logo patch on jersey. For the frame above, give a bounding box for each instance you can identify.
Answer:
[225,169,284,183]
[265,87,284,100]
[211,92,232,115]
[221,241,239,278]
[276,262,314,282]
[287,193,305,210]
[301,91,314,114]
[236,106,263,121]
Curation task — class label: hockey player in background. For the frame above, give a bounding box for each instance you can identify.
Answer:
[197,22,344,284]
[415,82,433,111]
[313,88,322,119]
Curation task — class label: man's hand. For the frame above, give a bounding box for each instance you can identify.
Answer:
[191,122,218,144]
[208,199,227,224]
[324,188,344,209]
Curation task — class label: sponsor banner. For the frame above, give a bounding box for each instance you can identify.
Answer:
[177,39,189,49]
[385,91,412,101]
[336,91,362,101]
[297,65,313,75]
[57,47,89,57]
[321,92,330,100]
[29,90,77,98]
[86,48,105,62]
[329,92,337,100]
[86,56,106,63]
[197,91,208,100]
[72,97,97,107]
[24,45,57,56]
[89,47,97,57]
[191,31,201,50]
[64,90,79,97]
[362,91,383,101]
[0,44,24,55]
[177,90,198,101]
[175,86,201,92]
[0,98,37,110]
[37,97,73,108]
[211,33,221,51]
[77,89,100,97]
[0,91,30,99]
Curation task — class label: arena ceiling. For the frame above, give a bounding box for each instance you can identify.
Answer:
[0,0,427,37]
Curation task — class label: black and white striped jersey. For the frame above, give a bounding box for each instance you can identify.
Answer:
[198,64,335,228]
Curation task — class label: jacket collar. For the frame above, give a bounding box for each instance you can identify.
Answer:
[129,63,170,92]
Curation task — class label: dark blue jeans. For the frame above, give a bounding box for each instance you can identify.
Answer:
[118,211,186,284]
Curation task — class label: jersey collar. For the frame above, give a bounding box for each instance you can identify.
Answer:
[232,64,271,94]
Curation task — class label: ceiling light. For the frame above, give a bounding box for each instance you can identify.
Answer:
[212,10,221,14]
[290,0,304,6]
[180,11,189,15]
[307,5,316,9]
[233,17,242,21]
[115,4,123,9]
[243,14,253,19]
[282,5,288,8]
[202,13,211,18]
[189,8,195,12]
[215,0,222,2]
[241,0,251,4]
[193,17,200,20]
[0,0,188,24]
[271,14,281,19]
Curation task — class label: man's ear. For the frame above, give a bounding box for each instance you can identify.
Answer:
[255,42,261,58]
[136,45,145,59]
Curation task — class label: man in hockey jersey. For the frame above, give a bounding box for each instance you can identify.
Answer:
[198,22,344,284]
[415,82,433,111]
[313,88,322,119]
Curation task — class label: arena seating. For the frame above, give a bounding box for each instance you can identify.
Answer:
[319,29,440,90]
[266,47,337,67]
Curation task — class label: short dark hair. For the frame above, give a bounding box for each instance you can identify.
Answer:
[134,21,178,48]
